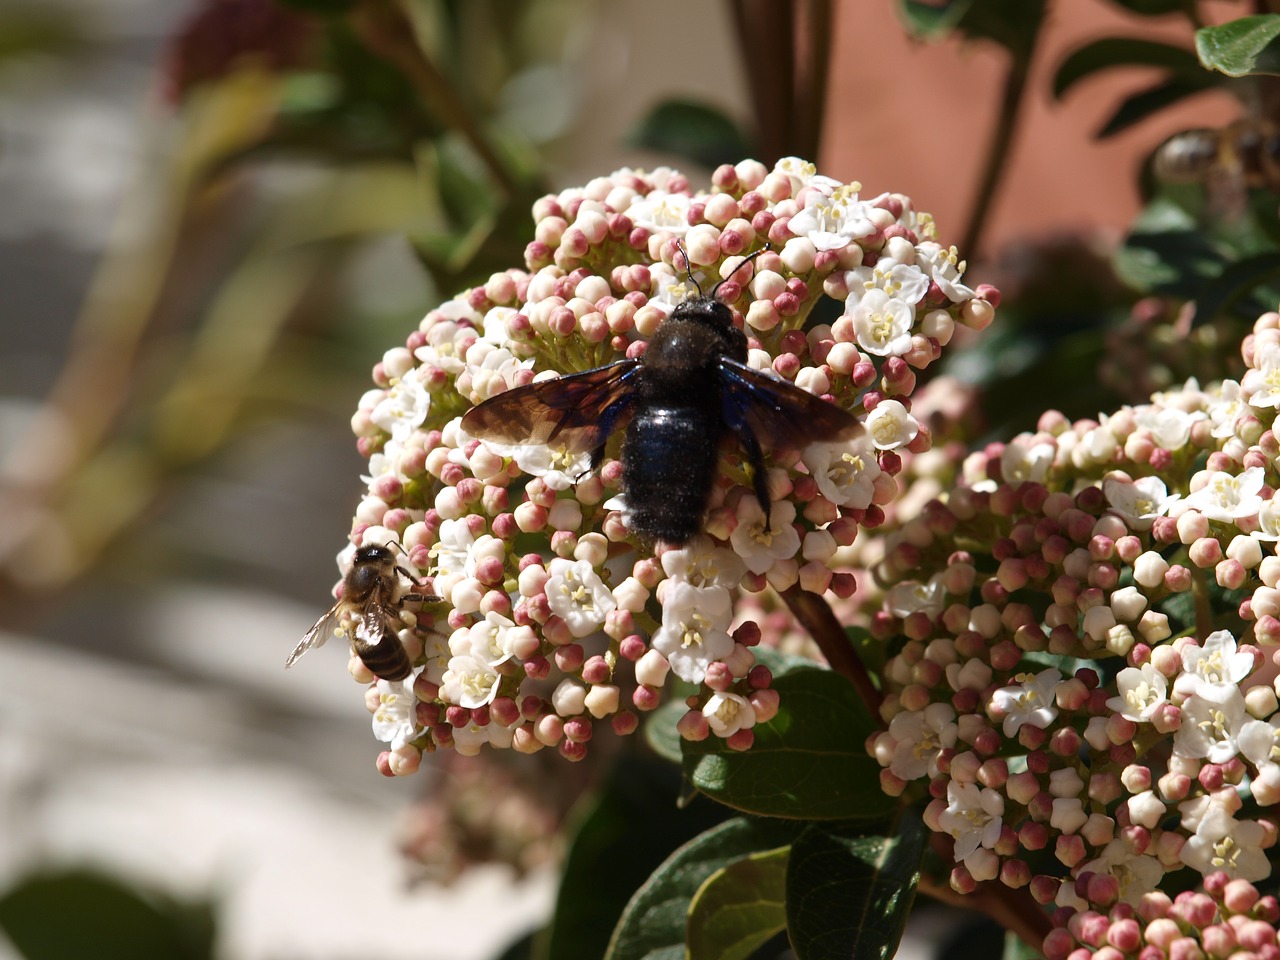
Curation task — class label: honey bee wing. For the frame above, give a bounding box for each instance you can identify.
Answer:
[286,602,345,668]
[717,357,863,450]
[356,597,394,648]
[461,359,641,453]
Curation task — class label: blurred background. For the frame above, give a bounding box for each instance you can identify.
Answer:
[0,0,1257,957]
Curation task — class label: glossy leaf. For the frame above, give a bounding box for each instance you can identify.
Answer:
[1196,16,1280,78]
[1114,196,1223,295]
[606,817,803,960]
[786,816,926,960]
[682,668,896,820]
[629,99,754,170]
[543,757,729,960]
[686,847,789,960]
[0,871,215,960]
[1191,251,1280,324]
[1053,37,1204,99]
[895,0,974,39]
[645,699,686,764]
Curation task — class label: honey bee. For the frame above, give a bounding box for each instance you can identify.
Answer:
[461,246,863,545]
[1153,119,1280,218]
[287,543,439,681]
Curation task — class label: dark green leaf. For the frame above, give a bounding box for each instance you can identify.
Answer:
[645,699,686,764]
[686,848,789,960]
[629,99,754,170]
[0,870,215,960]
[749,645,825,678]
[1053,38,1205,99]
[542,756,729,960]
[606,817,803,960]
[895,0,974,39]
[682,668,896,820]
[1097,76,1218,138]
[1191,251,1280,324]
[1003,928,1045,960]
[1196,16,1280,78]
[1114,196,1224,294]
[786,815,926,960]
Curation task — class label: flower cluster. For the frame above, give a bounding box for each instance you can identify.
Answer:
[335,157,995,773]
[1042,872,1280,960]
[868,308,1280,920]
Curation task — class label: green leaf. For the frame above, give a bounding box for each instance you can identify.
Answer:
[749,645,825,678]
[543,757,730,960]
[682,668,897,820]
[606,817,803,960]
[1191,251,1280,324]
[686,848,789,960]
[786,815,927,960]
[1097,76,1218,138]
[1053,38,1204,99]
[1114,195,1224,294]
[955,0,1046,60]
[629,99,754,170]
[895,0,974,39]
[645,699,686,764]
[1196,16,1280,78]
[0,870,215,960]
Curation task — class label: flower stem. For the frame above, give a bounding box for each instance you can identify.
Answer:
[781,585,881,713]
[959,42,1036,257]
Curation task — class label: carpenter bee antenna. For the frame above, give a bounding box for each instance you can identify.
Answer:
[711,242,772,299]
[675,239,703,297]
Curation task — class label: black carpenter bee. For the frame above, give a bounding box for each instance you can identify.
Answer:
[461,246,863,545]
[287,543,439,681]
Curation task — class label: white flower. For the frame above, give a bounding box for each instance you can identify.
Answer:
[1182,467,1265,522]
[1181,808,1272,881]
[1254,498,1280,541]
[430,518,477,581]
[990,668,1061,738]
[703,691,757,738]
[1173,629,1253,701]
[1133,405,1200,451]
[372,676,420,748]
[1000,438,1055,485]
[452,611,537,666]
[866,400,919,451]
[728,497,801,574]
[843,260,930,312]
[1077,839,1164,906]
[771,156,843,196]
[1103,475,1178,530]
[440,654,501,709]
[481,438,593,492]
[1207,379,1246,438]
[545,558,616,637]
[1106,663,1168,722]
[651,582,734,683]
[848,289,913,357]
[660,536,747,590]
[938,781,1004,861]
[1173,688,1247,763]
[803,435,880,508]
[370,367,431,445]
[1245,352,1280,409]
[885,574,946,620]
[887,702,957,781]
[626,190,692,234]
[787,184,875,251]
[1239,716,1280,783]
[915,241,974,302]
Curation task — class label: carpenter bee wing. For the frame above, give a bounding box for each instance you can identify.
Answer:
[287,601,345,668]
[461,359,642,453]
[717,357,863,449]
